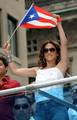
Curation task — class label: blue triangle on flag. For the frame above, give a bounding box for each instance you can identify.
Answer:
[21,6,39,25]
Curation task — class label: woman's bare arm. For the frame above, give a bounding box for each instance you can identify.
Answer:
[2,41,38,77]
[57,22,68,74]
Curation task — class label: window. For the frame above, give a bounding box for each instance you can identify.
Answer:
[8,16,18,57]
[25,0,32,9]
[27,39,37,53]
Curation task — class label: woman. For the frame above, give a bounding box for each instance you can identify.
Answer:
[3,15,69,120]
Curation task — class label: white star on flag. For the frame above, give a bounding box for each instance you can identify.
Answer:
[29,14,35,19]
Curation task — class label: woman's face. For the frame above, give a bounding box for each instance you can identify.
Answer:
[44,43,58,63]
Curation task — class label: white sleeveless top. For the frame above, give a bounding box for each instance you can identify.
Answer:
[35,67,64,103]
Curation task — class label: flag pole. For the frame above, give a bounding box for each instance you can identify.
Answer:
[8,3,34,42]
[8,26,19,42]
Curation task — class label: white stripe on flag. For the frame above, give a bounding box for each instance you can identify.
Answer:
[37,12,57,23]
[27,20,56,27]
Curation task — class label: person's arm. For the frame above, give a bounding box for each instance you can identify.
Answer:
[57,21,68,74]
[2,80,20,89]
[2,42,37,77]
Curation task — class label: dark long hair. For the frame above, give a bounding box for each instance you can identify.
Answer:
[0,56,8,67]
[38,41,60,68]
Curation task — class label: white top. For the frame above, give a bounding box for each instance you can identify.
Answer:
[30,117,35,120]
[35,67,64,103]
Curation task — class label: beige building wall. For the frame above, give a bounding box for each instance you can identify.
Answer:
[0,0,28,85]
[69,46,77,75]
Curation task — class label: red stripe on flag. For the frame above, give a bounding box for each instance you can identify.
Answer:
[20,23,54,29]
[34,5,52,17]
[39,18,57,26]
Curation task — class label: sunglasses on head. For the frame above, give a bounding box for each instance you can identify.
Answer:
[14,104,29,110]
[44,48,56,53]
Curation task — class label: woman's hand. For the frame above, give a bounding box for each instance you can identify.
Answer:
[2,41,11,55]
[52,13,62,23]
[52,13,60,18]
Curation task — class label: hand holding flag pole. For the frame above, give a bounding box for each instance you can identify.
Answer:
[8,25,19,43]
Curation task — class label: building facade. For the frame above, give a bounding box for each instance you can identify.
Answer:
[0,0,28,85]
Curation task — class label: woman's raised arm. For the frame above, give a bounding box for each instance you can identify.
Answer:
[57,21,68,74]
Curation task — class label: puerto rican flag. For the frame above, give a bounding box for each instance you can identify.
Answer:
[18,4,62,29]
